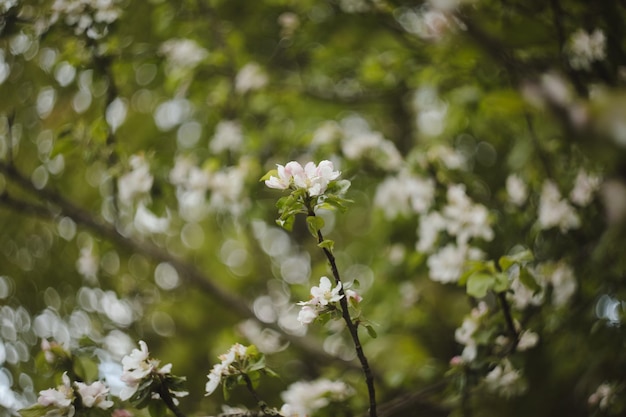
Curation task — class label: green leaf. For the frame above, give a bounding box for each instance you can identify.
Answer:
[317,239,334,251]
[260,169,278,182]
[73,355,99,382]
[306,215,324,237]
[519,267,541,294]
[493,272,510,293]
[276,215,295,231]
[466,273,495,298]
[499,249,534,271]
[365,324,378,339]
[19,404,50,417]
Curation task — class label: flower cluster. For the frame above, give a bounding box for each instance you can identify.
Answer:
[35,372,113,416]
[296,276,344,324]
[567,28,607,70]
[279,378,354,417]
[50,0,122,39]
[417,184,493,283]
[205,343,265,396]
[119,341,186,402]
[483,359,527,398]
[265,160,341,197]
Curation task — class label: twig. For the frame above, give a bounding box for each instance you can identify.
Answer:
[157,375,187,417]
[307,207,377,417]
[497,292,519,354]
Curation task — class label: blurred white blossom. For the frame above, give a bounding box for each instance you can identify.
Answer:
[205,343,249,396]
[235,62,268,94]
[210,120,243,153]
[454,302,488,362]
[74,381,113,409]
[506,174,528,206]
[538,180,580,232]
[569,169,601,206]
[280,378,354,417]
[118,154,153,205]
[159,38,208,70]
[484,359,527,398]
[50,0,122,39]
[588,382,615,410]
[374,172,435,219]
[427,243,483,284]
[567,28,606,70]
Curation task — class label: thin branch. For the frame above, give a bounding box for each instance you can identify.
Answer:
[157,375,187,417]
[307,208,377,417]
[497,292,519,354]
[241,373,279,416]
[375,380,448,417]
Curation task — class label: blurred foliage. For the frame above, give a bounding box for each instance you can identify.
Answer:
[1,0,626,416]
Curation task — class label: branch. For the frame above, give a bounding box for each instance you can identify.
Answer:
[496,292,519,354]
[307,208,377,417]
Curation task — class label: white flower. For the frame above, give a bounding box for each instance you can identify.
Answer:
[159,38,208,70]
[443,185,493,245]
[280,378,354,417]
[76,245,98,280]
[309,276,343,306]
[589,383,615,410]
[235,62,268,94]
[538,180,580,232]
[569,169,601,206]
[297,305,318,325]
[210,120,243,153]
[484,359,526,398]
[119,340,170,400]
[454,302,488,362]
[547,262,577,307]
[374,173,435,219]
[134,203,170,234]
[74,381,113,409]
[516,330,539,351]
[506,175,528,206]
[118,155,153,205]
[205,344,250,396]
[427,243,483,284]
[265,160,342,197]
[416,211,446,252]
[567,28,606,70]
[38,372,74,413]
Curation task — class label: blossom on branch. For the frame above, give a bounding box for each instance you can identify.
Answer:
[265,160,341,197]
[296,276,360,325]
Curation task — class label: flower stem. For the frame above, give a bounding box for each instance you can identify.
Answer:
[241,372,275,416]
[308,209,377,417]
[157,375,187,417]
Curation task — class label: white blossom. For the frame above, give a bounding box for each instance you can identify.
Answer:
[210,120,243,153]
[51,0,122,39]
[118,154,153,205]
[538,180,580,232]
[119,341,172,400]
[76,245,98,281]
[280,378,354,417]
[205,344,249,396]
[159,38,208,70]
[265,160,342,197]
[567,28,606,70]
[74,381,113,409]
[547,262,577,307]
[484,359,526,398]
[416,211,446,252]
[454,302,488,362]
[134,203,170,234]
[443,184,494,245]
[516,330,539,351]
[235,62,268,94]
[506,174,528,206]
[374,173,435,219]
[588,383,615,410]
[37,372,74,415]
[569,169,601,206]
[427,243,483,284]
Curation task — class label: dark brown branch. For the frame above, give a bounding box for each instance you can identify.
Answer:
[307,207,377,417]
[157,375,187,417]
[497,292,519,354]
